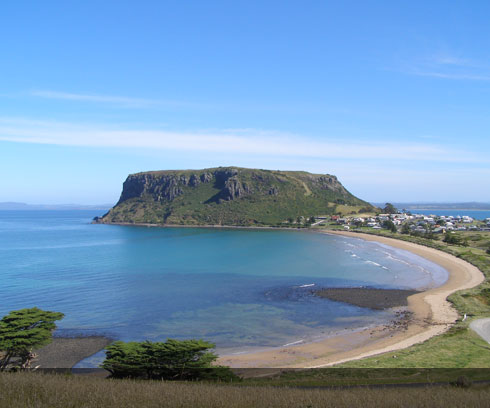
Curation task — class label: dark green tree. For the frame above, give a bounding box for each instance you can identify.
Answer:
[443,232,461,245]
[424,225,435,240]
[401,223,411,234]
[0,307,64,371]
[383,203,397,214]
[101,339,236,381]
[382,220,397,233]
[353,219,363,228]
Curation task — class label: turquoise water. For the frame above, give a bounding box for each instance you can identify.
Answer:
[0,210,448,363]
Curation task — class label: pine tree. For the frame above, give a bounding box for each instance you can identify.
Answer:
[0,308,64,370]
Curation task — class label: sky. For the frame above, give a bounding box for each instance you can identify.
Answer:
[1,1,489,204]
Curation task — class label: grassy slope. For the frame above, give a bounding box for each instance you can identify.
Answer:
[103,168,373,226]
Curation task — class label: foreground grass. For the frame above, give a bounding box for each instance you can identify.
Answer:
[2,372,490,408]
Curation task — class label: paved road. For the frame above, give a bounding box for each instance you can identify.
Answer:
[469,318,490,343]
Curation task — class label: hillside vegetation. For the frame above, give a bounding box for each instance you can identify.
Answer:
[99,167,372,226]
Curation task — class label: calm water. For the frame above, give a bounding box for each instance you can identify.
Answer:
[0,210,448,364]
[408,209,490,220]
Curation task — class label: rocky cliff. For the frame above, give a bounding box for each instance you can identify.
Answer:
[98,167,373,226]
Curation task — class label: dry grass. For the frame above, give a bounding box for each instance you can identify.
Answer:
[2,372,490,408]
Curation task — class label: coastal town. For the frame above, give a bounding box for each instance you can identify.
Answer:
[319,209,490,234]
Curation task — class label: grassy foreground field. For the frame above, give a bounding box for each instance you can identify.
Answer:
[2,372,490,408]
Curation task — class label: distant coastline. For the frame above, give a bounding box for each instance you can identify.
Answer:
[372,202,490,211]
[0,202,112,211]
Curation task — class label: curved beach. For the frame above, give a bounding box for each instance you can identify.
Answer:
[217,231,485,368]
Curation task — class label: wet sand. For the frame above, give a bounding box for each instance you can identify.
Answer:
[34,337,112,369]
[217,231,485,368]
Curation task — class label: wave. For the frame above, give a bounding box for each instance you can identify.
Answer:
[282,340,304,347]
[365,260,382,267]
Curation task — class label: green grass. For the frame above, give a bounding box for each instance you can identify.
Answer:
[338,328,490,368]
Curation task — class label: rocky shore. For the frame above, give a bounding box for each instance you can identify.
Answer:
[314,287,420,310]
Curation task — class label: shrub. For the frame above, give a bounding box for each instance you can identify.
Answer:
[444,232,462,245]
[101,339,237,381]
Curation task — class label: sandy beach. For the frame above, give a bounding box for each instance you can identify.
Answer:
[217,231,485,368]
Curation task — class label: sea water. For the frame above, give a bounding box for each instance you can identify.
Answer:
[0,210,448,365]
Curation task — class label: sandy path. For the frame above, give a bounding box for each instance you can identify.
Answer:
[470,318,490,343]
[217,231,485,368]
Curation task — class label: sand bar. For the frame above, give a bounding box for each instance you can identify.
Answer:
[217,231,485,368]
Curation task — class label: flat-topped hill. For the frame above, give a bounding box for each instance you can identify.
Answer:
[98,167,373,226]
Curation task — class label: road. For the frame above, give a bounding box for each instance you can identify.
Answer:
[469,318,490,343]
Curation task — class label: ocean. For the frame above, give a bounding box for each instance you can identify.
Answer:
[406,209,490,220]
[0,210,448,365]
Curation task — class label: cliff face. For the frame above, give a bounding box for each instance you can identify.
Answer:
[100,167,372,226]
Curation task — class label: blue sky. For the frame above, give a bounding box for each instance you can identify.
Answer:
[1,1,489,204]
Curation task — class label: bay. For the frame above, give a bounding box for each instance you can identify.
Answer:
[0,210,448,360]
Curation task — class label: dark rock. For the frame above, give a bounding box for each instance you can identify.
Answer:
[189,174,200,186]
[314,287,420,310]
[221,176,246,201]
[200,173,213,183]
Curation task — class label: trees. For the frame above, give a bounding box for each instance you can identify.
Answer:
[352,219,363,228]
[101,339,236,381]
[383,203,397,214]
[443,232,461,245]
[0,307,64,371]
[401,223,411,235]
[382,220,397,233]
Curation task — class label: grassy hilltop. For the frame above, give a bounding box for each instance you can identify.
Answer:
[99,167,373,226]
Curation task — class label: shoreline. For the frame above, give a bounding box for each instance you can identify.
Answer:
[93,220,309,231]
[34,228,485,369]
[217,230,485,368]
